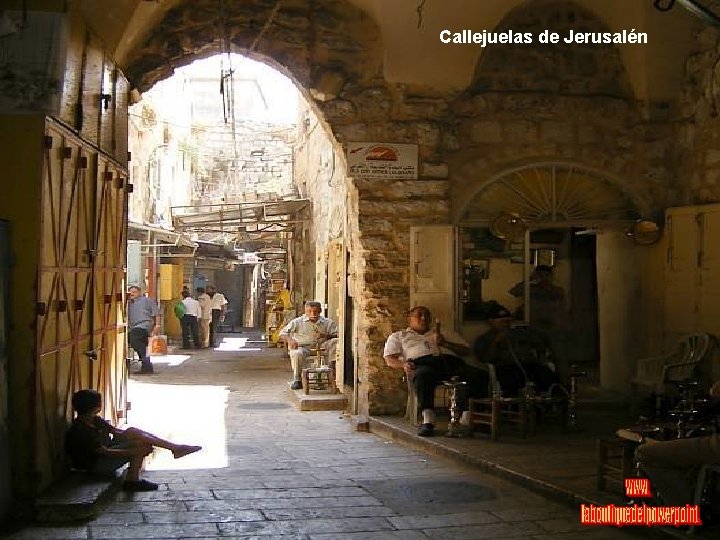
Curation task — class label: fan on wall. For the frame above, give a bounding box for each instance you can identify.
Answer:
[490,212,528,241]
[625,219,661,245]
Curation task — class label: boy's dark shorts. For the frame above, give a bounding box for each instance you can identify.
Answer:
[90,439,133,474]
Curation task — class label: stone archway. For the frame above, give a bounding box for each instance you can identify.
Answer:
[120,0,450,417]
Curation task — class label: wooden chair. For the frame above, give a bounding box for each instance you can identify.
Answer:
[632,333,712,417]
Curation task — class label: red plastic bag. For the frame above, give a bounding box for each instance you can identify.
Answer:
[149,335,167,355]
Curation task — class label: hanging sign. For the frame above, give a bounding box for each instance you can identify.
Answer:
[346,142,418,179]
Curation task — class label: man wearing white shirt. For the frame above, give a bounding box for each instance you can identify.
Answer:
[384,306,488,437]
[180,290,201,349]
[206,285,228,348]
[279,301,338,390]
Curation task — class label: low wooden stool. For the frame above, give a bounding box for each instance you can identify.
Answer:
[468,397,529,441]
[596,437,637,492]
[301,365,337,395]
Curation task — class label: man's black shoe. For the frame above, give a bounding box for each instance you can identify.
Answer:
[122,479,159,492]
[290,380,303,390]
[137,367,154,374]
[417,423,435,437]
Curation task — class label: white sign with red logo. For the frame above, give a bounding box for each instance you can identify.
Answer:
[346,142,418,179]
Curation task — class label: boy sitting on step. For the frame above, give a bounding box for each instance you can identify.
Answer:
[65,389,202,492]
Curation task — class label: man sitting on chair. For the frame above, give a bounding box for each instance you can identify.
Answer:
[384,306,489,437]
[473,302,563,397]
[279,301,338,390]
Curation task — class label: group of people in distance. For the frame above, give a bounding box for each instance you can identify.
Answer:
[126,284,228,374]
[177,286,228,350]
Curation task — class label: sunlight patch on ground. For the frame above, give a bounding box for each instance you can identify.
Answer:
[148,354,192,367]
[126,381,229,470]
[215,337,249,351]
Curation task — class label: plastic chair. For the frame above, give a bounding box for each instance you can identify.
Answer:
[632,334,712,416]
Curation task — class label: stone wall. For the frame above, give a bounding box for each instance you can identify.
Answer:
[677,27,720,205]
[292,101,346,307]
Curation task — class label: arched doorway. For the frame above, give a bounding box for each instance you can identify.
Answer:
[456,162,648,390]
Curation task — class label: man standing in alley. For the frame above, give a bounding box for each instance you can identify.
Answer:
[279,301,338,390]
[180,289,202,349]
[206,285,228,348]
[195,287,212,348]
[127,285,161,374]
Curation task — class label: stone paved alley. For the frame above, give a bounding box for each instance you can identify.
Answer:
[6,339,643,539]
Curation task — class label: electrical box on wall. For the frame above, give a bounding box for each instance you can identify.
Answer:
[159,263,182,300]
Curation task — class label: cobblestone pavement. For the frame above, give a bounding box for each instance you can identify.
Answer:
[7,339,642,539]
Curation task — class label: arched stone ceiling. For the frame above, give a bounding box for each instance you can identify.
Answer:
[118,0,383,96]
[70,0,701,103]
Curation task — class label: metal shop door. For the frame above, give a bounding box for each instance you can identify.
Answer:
[34,121,128,488]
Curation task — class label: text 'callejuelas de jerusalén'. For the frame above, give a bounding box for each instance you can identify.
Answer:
[439,29,648,46]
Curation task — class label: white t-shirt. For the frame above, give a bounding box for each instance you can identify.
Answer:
[182,297,201,318]
[383,327,468,360]
[209,292,228,311]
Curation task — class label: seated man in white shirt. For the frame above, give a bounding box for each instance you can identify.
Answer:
[384,306,489,437]
[279,301,338,390]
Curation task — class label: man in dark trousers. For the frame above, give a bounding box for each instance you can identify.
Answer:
[384,306,488,437]
[126,285,161,374]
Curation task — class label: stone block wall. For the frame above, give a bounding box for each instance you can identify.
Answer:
[676,27,720,205]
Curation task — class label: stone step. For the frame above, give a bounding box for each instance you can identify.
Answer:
[288,388,348,411]
[33,470,122,523]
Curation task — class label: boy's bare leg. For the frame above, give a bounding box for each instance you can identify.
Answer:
[125,453,144,482]
[122,427,201,458]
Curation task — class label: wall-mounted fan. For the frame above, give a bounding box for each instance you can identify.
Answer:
[490,212,527,241]
[625,219,661,245]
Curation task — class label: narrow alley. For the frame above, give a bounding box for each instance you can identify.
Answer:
[6,336,637,540]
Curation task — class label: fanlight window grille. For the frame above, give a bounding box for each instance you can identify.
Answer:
[460,164,638,225]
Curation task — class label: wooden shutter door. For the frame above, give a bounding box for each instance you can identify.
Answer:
[36,123,96,487]
[409,226,456,329]
[34,121,128,491]
[92,156,129,422]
